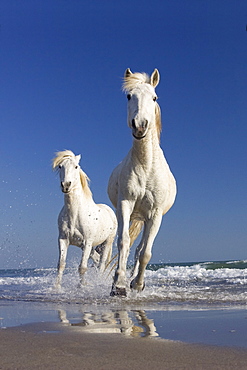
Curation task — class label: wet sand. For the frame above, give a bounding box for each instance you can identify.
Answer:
[1,321,247,370]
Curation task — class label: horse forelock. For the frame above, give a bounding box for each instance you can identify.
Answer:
[52,150,75,170]
[122,72,150,92]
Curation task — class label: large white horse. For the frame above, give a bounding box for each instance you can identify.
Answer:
[108,69,176,296]
[52,150,117,288]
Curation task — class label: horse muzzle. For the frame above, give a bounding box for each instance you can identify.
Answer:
[131,119,148,140]
[61,181,72,193]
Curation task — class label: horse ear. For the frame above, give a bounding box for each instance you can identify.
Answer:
[150,69,160,87]
[75,154,81,164]
[124,68,132,78]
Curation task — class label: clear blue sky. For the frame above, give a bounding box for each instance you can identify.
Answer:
[0,0,246,268]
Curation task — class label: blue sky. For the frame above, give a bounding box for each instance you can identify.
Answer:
[0,0,246,268]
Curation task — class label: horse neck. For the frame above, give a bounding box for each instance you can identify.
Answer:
[63,183,93,210]
[131,123,160,170]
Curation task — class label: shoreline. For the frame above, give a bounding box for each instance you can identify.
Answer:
[1,320,247,369]
[1,299,247,347]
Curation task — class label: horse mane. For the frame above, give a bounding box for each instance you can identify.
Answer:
[155,102,162,143]
[52,150,92,198]
[79,169,92,198]
[123,72,162,142]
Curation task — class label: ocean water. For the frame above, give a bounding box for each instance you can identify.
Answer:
[0,260,247,305]
[1,261,247,347]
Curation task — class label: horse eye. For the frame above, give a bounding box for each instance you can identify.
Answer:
[75,166,78,169]
[153,96,157,102]
[127,94,131,100]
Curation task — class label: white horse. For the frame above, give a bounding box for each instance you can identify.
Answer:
[52,150,117,288]
[108,69,176,296]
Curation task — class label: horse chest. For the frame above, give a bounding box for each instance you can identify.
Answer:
[59,206,99,243]
[129,164,165,196]
[130,167,170,217]
[135,185,160,212]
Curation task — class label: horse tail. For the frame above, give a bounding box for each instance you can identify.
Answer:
[129,220,144,247]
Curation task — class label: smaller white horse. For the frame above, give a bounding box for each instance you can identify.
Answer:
[52,150,117,288]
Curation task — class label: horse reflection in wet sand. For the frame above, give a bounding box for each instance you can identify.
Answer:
[108,69,176,297]
[52,150,117,288]
[58,309,158,337]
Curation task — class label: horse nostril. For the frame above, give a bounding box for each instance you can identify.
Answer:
[132,119,136,129]
[143,120,148,129]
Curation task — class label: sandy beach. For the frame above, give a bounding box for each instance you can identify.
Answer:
[1,320,247,370]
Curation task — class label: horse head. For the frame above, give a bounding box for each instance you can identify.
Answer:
[59,155,81,193]
[52,150,81,194]
[123,68,160,140]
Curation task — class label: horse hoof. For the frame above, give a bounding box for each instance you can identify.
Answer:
[130,280,145,292]
[110,286,127,297]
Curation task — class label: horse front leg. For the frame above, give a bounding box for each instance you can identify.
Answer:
[90,248,100,267]
[56,238,69,289]
[78,243,92,285]
[131,238,144,280]
[98,224,115,273]
[130,212,162,292]
[98,239,113,273]
[110,200,133,297]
